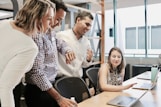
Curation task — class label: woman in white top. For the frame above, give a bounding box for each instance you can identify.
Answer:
[0,0,55,107]
[99,47,136,92]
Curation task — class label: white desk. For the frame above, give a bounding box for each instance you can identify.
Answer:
[78,71,161,107]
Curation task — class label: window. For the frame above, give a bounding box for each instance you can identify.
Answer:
[125,27,136,49]
[151,25,161,49]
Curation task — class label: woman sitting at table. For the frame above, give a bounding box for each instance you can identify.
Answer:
[98,47,136,92]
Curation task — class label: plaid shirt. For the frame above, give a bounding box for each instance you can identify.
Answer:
[25,31,71,91]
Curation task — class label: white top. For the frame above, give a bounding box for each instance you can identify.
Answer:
[56,29,92,77]
[0,20,38,107]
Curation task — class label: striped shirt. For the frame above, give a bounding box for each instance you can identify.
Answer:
[25,30,71,91]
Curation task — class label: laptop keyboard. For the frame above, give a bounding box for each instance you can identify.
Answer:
[141,83,153,89]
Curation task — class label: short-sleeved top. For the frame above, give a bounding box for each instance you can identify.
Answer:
[107,69,122,85]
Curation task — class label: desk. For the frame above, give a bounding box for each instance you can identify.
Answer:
[78,71,161,107]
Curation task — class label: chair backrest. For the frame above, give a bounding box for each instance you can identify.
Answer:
[11,0,19,18]
[54,77,91,103]
[86,67,99,94]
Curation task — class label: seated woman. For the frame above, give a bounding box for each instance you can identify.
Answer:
[98,47,136,92]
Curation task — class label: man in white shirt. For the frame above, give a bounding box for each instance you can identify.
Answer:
[56,11,94,78]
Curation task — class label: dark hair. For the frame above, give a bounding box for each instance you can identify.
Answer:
[75,11,93,23]
[50,0,68,12]
[108,47,125,73]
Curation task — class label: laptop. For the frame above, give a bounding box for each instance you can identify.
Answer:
[107,91,147,107]
[132,82,156,90]
[132,69,159,90]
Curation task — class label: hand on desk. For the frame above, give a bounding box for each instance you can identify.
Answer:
[57,96,78,107]
[124,83,137,90]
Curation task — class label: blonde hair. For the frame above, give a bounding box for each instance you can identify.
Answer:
[15,0,55,34]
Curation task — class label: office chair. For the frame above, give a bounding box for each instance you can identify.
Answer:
[86,67,100,95]
[11,0,19,19]
[0,0,19,20]
[54,77,91,103]
[55,77,91,103]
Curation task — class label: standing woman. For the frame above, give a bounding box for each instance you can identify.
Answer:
[99,47,136,92]
[0,0,55,107]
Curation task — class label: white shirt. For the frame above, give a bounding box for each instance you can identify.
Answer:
[56,29,92,77]
[0,20,38,107]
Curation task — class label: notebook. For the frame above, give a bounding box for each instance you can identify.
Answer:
[107,91,147,107]
[132,69,159,90]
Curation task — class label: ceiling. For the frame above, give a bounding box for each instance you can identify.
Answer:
[63,0,161,11]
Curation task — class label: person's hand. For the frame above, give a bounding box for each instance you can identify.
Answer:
[124,83,137,90]
[57,96,78,107]
[86,49,93,62]
[65,51,76,64]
